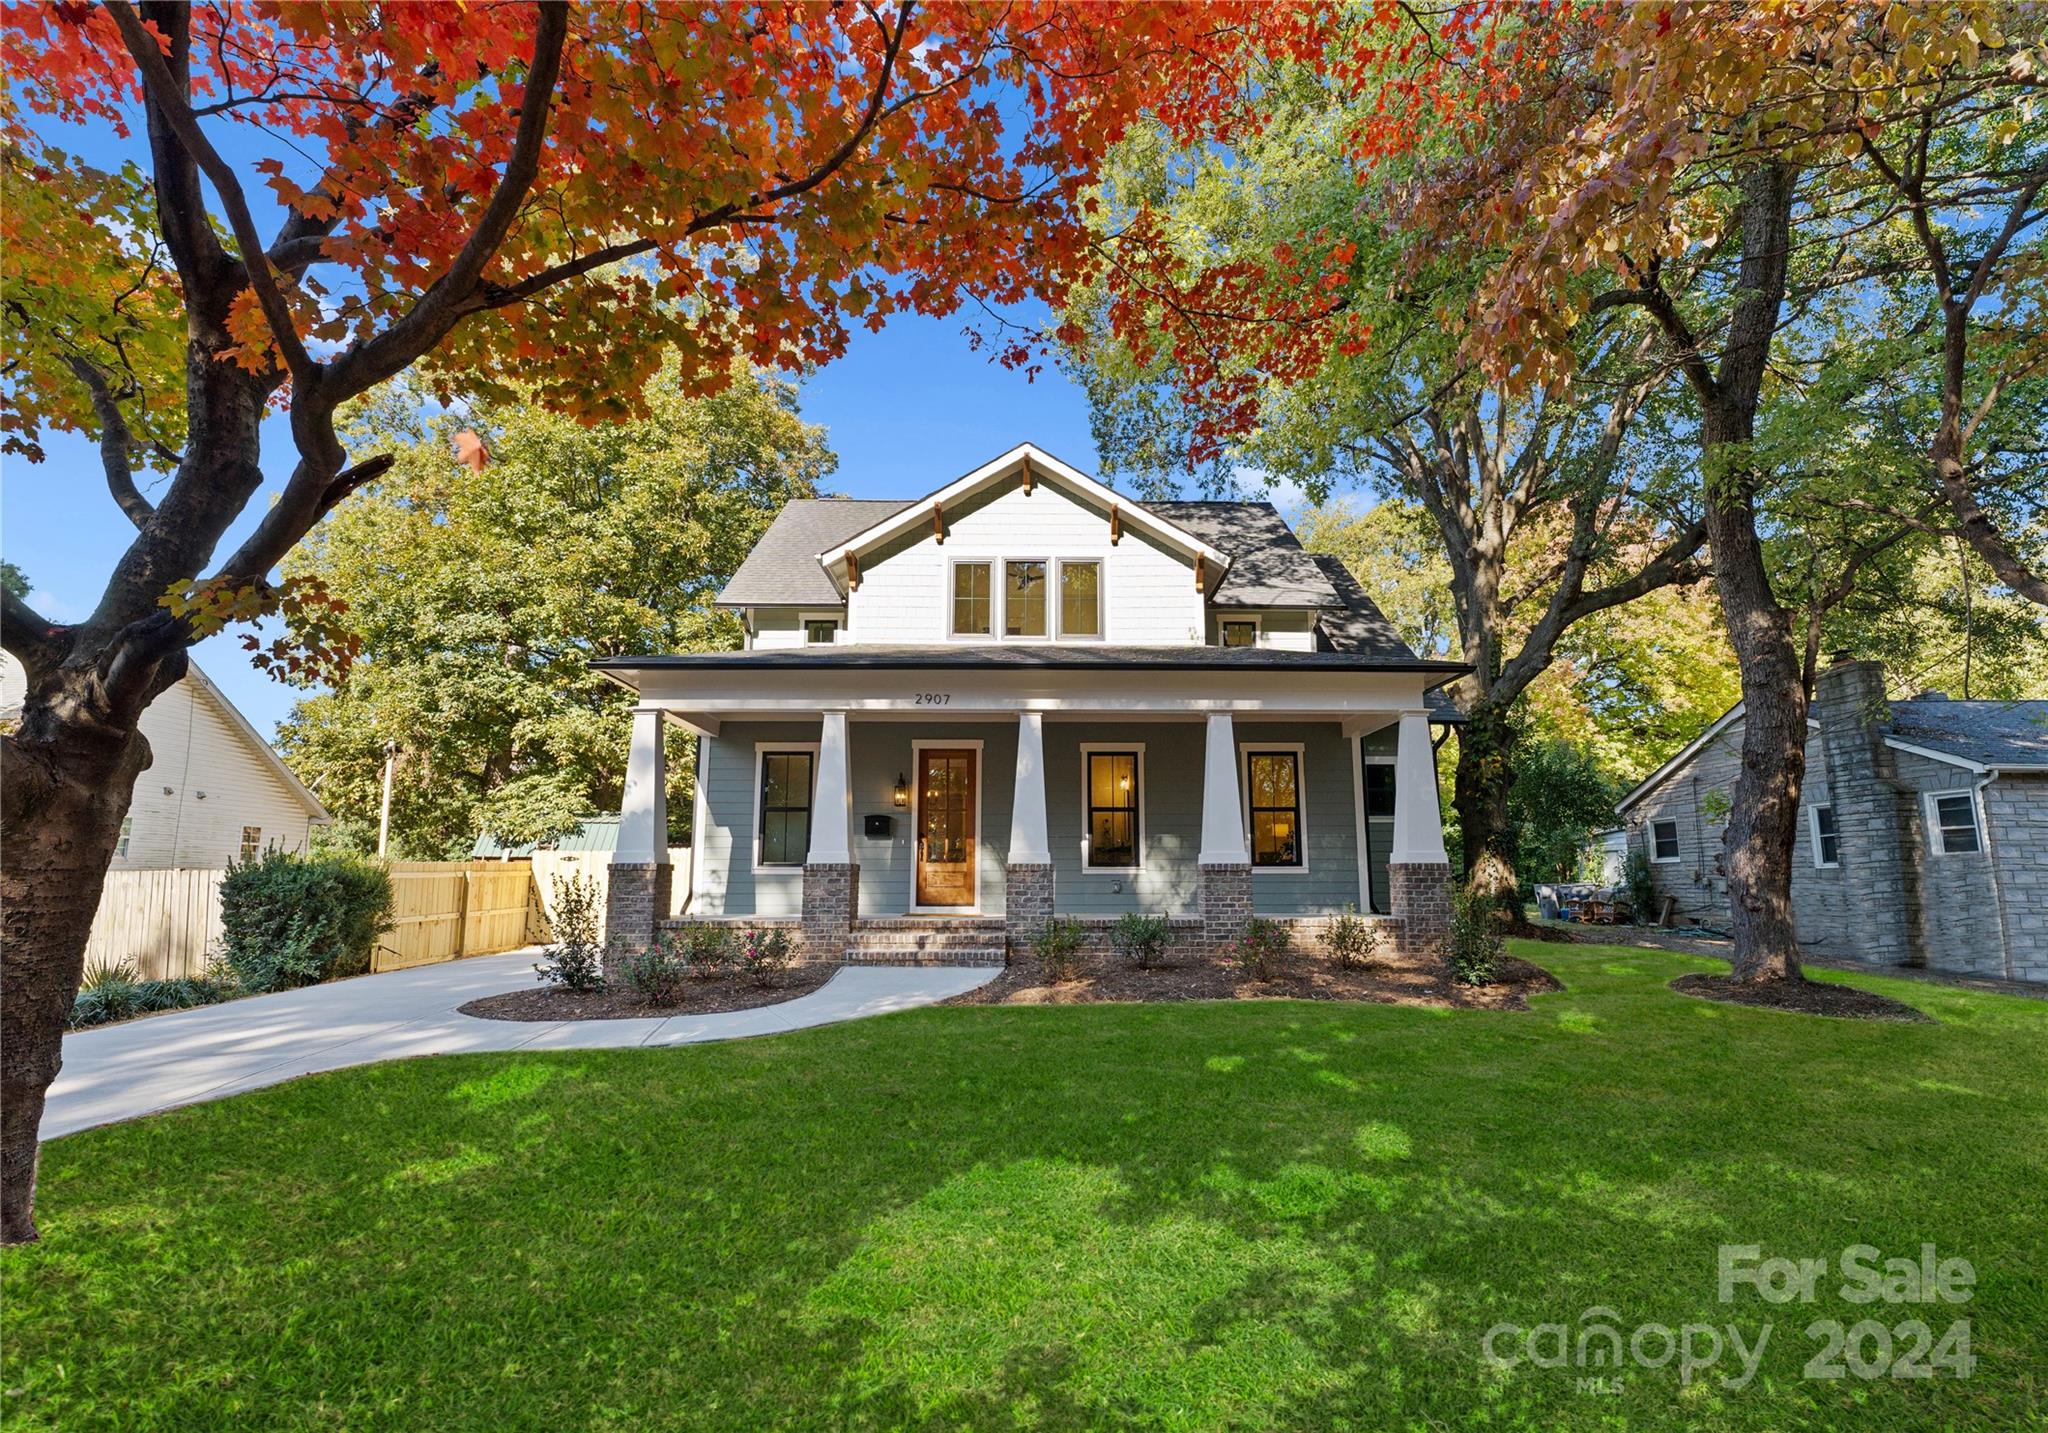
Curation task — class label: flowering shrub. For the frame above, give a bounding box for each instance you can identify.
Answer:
[1225,918,1287,982]
[736,926,795,986]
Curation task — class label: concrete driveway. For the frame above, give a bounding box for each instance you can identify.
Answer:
[43,951,998,1140]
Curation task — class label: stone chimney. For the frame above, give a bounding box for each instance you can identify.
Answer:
[1810,658,1920,966]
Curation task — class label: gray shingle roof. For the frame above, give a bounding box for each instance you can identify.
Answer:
[1886,697,2048,768]
[1147,501,1340,608]
[716,498,911,606]
[1307,553,1419,662]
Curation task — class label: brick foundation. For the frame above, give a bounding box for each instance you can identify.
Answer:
[1389,862,1453,956]
[1199,862,1254,955]
[1004,863,1054,957]
[801,862,859,961]
[604,861,672,979]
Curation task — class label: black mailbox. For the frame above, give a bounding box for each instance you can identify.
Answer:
[863,814,894,839]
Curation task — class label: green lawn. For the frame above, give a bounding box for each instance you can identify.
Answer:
[4,944,2044,1430]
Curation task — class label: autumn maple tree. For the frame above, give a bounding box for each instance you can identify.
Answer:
[0,0,1322,1243]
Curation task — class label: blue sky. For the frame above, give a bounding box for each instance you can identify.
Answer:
[1,312,1114,740]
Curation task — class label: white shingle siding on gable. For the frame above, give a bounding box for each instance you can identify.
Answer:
[117,678,323,868]
[847,482,1203,645]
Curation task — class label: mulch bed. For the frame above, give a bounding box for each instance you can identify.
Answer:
[1669,972,1932,1023]
[947,948,1562,1011]
[460,962,836,1022]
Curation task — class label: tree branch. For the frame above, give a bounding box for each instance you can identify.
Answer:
[61,357,153,531]
[1,587,70,680]
[107,0,315,384]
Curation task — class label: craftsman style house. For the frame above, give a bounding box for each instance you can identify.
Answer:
[594,444,1464,964]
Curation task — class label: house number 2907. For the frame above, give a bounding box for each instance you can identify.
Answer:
[913,692,952,705]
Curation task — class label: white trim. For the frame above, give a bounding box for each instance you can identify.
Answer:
[1883,736,1988,774]
[1077,741,1145,873]
[819,442,1229,574]
[1219,614,1262,649]
[947,556,995,639]
[1352,746,1396,914]
[1616,705,1820,815]
[1239,741,1309,873]
[910,738,984,912]
[750,741,820,875]
[1806,803,1840,869]
[799,611,842,645]
[1648,817,1682,864]
[184,661,330,821]
[1923,788,1985,857]
[1054,556,1106,641]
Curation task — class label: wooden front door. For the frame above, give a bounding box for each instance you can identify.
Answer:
[915,748,977,908]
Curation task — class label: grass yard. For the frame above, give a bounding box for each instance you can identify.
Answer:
[4,943,2044,1430]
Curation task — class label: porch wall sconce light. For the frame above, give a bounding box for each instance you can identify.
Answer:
[892,774,911,808]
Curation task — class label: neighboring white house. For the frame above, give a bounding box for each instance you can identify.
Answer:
[591,442,1466,964]
[1,653,328,868]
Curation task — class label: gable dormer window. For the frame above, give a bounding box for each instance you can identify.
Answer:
[951,561,992,637]
[1004,560,1048,638]
[1221,618,1259,648]
[1058,560,1101,638]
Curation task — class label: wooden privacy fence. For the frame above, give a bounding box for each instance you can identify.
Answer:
[83,869,226,981]
[375,860,541,972]
[80,860,543,979]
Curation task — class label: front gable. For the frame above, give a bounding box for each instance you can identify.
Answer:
[845,453,1211,644]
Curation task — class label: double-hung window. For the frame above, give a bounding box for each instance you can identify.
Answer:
[1004,560,1048,637]
[1808,804,1840,868]
[1083,748,1141,869]
[951,562,992,637]
[239,826,262,862]
[757,750,816,868]
[1649,818,1681,863]
[804,618,838,645]
[1058,560,1101,638]
[1927,792,1982,855]
[1244,748,1304,868]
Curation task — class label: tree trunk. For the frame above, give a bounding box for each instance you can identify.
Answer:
[1,697,157,1243]
[1700,459,1808,983]
[1453,699,1526,926]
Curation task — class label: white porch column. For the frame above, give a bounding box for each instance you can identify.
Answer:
[1388,707,1452,956]
[810,710,853,864]
[1197,712,1250,865]
[607,706,671,969]
[1197,711,1252,952]
[1008,711,1051,863]
[1390,709,1448,864]
[616,706,668,863]
[1004,711,1054,950]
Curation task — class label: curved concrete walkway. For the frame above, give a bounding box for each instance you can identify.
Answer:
[42,950,998,1140]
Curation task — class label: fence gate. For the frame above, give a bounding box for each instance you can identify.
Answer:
[375,860,538,972]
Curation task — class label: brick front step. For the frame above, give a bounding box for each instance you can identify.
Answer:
[842,948,1005,968]
[845,916,1008,968]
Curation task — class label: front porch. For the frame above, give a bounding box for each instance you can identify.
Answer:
[600,665,1456,967]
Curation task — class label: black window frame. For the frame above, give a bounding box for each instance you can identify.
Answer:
[1084,749,1141,869]
[803,618,839,645]
[756,750,816,868]
[1245,749,1304,868]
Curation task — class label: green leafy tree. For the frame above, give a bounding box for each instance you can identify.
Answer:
[1506,739,1620,887]
[277,360,832,858]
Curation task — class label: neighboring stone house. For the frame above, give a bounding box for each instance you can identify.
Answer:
[1615,657,2048,982]
[1,653,328,868]
[590,442,1466,965]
